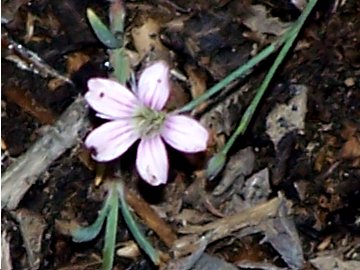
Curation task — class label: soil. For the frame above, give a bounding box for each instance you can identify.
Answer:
[1,0,359,269]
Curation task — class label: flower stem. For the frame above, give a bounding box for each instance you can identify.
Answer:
[117,181,161,265]
[109,0,130,84]
[224,0,317,155]
[176,28,293,114]
[102,183,119,270]
[207,0,318,179]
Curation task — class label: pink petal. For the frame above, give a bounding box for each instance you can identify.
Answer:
[86,78,139,119]
[137,61,170,110]
[85,120,139,161]
[136,136,168,186]
[161,115,209,153]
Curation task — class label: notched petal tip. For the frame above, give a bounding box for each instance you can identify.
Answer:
[136,136,169,186]
[138,61,170,110]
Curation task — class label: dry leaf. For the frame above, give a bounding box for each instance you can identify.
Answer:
[184,64,207,99]
[340,121,357,140]
[314,138,337,172]
[340,135,360,160]
[48,78,66,91]
[116,241,141,259]
[259,202,304,269]
[243,5,290,36]
[266,85,308,150]
[311,255,360,270]
[131,18,170,61]
[66,52,90,74]
[1,230,13,270]
[241,168,271,205]
[2,0,30,23]
[201,85,247,137]
[4,87,56,125]
[213,147,255,196]
[12,209,47,270]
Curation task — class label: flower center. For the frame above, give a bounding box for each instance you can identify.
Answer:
[133,106,166,138]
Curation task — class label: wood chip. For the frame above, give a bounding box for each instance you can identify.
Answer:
[4,86,56,125]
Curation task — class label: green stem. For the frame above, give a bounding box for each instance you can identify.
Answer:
[117,182,161,265]
[109,0,130,84]
[176,29,293,114]
[221,0,318,155]
[102,184,119,270]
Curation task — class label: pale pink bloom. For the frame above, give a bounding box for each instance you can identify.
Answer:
[85,61,209,186]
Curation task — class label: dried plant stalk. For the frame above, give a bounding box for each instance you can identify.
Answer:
[2,97,90,210]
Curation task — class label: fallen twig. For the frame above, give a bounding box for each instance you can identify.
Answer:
[1,97,90,210]
[4,86,57,125]
[174,196,283,256]
[125,189,178,248]
[2,34,73,85]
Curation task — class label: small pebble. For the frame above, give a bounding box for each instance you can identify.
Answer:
[344,77,355,87]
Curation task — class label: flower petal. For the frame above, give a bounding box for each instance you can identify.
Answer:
[86,78,139,119]
[161,115,208,153]
[136,136,168,186]
[85,120,139,161]
[137,61,170,110]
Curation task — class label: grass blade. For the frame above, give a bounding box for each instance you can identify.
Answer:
[87,8,121,49]
[117,182,161,265]
[102,185,119,270]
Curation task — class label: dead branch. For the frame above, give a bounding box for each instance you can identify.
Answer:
[1,97,91,210]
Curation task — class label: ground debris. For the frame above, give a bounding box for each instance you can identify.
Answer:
[235,260,286,270]
[4,85,57,125]
[1,97,90,210]
[11,208,47,269]
[131,17,171,62]
[2,0,360,269]
[1,230,13,270]
[125,188,178,248]
[266,84,308,151]
[2,35,72,85]
[259,202,304,269]
[241,168,271,205]
[310,255,360,270]
[213,147,255,196]
[1,0,29,24]
[174,194,303,269]
[161,9,253,80]
[243,5,290,36]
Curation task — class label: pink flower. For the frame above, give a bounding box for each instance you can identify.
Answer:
[85,61,209,186]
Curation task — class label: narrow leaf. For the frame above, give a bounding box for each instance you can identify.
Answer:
[72,193,111,243]
[87,8,121,49]
[206,152,226,181]
[117,182,161,265]
[218,0,318,157]
[109,0,126,37]
[110,48,131,84]
[102,186,119,270]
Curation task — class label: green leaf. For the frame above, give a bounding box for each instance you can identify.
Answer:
[206,152,226,181]
[110,48,131,84]
[87,8,121,49]
[217,0,318,159]
[102,186,119,270]
[117,182,161,266]
[107,1,130,84]
[71,194,111,243]
[109,0,126,37]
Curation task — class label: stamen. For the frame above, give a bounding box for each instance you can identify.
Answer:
[133,106,166,138]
